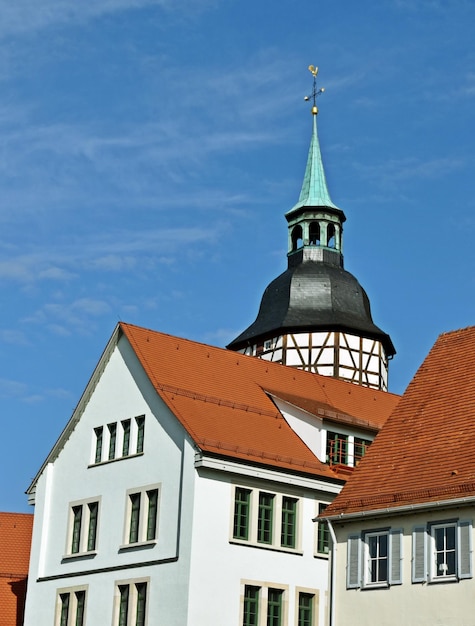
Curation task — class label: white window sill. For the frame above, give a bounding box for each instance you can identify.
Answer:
[62,550,97,561]
[119,540,157,552]
[229,539,303,555]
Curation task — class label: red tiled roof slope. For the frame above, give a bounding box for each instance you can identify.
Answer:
[323,326,475,516]
[121,323,399,480]
[0,512,33,626]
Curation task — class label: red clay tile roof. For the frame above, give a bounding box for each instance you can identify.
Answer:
[0,512,33,626]
[121,323,399,481]
[323,326,475,517]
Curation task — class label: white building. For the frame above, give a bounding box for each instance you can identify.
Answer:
[24,322,398,626]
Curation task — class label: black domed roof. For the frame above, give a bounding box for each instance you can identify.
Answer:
[227,258,395,356]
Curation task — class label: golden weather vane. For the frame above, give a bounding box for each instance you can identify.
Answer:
[304,65,325,115]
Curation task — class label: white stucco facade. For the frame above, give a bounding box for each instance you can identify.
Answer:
[24,331,354,626]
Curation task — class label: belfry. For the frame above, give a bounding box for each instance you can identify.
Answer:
[227,67,395,391]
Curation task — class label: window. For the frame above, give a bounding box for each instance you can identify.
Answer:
[108,423,117,460]
[365,531,388,585]
[354,437,371,465]
[281,497,297,549]
[326,431,348,465]
[243,585,259,626]
[66,499,100,556]
[241,584,286,626]
[412,520,472,583]
[122,419,131,456]
[317,503,329,555]
[232,486,301,552]
[124,486,159,546]
[94,427,103,464]
[258,492,274,544]
[55,587,87,626]
[234,488,251,541]
[92,416,146,465]
[136,416,145,454]
[115,580,148,626]
[347,529,402,589]
[297,592,314,626]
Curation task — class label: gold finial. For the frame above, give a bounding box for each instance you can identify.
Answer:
[304,65,325,115]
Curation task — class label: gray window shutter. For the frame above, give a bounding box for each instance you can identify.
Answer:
[412,526,427,583]
[389,529,403,585]
[458,520,472,579]
[347,534,361,589]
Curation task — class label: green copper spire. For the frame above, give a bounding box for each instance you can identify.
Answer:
[287,65,339,215]
[290,113,339,212]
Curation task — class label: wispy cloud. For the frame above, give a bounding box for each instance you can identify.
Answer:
[354,156,465,188]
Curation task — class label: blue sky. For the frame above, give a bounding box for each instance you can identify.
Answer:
[2,0,475,512]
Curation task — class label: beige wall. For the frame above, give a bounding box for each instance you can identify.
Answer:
[330,504,475,626]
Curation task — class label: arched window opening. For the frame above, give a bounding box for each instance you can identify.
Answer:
[291,225,303,251]
[327,224,336,249]
[309,222,321,246]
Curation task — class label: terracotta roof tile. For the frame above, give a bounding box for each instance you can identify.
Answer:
[120,323,399,481]
[0,512,33,626]
[323,326,475,517]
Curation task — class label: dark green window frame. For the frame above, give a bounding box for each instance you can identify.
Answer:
[129,493,141,543]
[326,431,349,465]
[59,593,70,626]
[354,437,371,465]
[75,590,86,626]
[233,488,251,540]
[108,423,117,460]
[243,585,260,626]
[136,416,145,454]
[122,419,131,456]
[71,506,82,554]
[267,588,283,626]
[94,427,103,464]
[146,490,158,541]
[281,496,297,548]
[298,592,314,626]
[135,582,147,626]
[118,585,129,626]
[87,501,99,552]
[317,503,329,554]
[258,493,274,544]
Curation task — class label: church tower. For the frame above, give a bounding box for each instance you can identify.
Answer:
[227,67,395,391]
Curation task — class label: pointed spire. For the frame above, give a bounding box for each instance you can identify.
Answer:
[291,113,339,212]
[287,65,339,215]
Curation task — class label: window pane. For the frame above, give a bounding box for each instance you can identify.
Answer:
[94,427,103,463]
[267,589,282,626]
[75,590,85,626]
[326,431,348,465]
[122,420,131,456]
[243,585,259,626]
[233,488,251,540]
[87,502,98,551]
[258,493,274,544]
[281,497,297,548]
[136,582,147,626]
[118,585,129,626]
[136,416,145,454]
[317,503,329,554]
[129,493,141,543]
[71,506,82,554]
[146,490,158,541]
[60,594,70,626]
[108,423,117,460]
[298,593,313,626]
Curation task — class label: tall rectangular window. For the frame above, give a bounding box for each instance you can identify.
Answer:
[94,427,103,464]
[108,423,117,460]
[354,437,371,465]
[87,501,99,552]
[122,419,131,456]
[115,581,148,626]
[67,500,100,556]
[136,416,145,454]
[243,585,260,626]
[326,431,348,465]
[56,588,87,626]
[258,493,274,544]
[267,588,283,626]
[125,486,159,545]
[298,593,314,626]
[281,497,297,549]
[146,490,158,541]
[432,523,457,578]
[71,506,82,554]
[365,531,388,585]
[234,488,251,540]
[129,493,141,543]
[317,503,329,555]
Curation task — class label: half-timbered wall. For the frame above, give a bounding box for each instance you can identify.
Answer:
[241,331,388,391]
